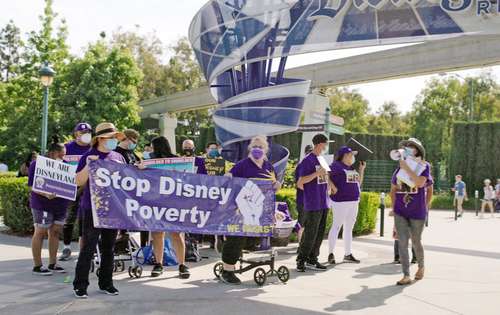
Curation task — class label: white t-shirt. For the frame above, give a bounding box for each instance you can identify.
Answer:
[0,163,8,172]
[484,186,495,200]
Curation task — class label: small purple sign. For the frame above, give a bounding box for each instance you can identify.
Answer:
[89,160,275,236]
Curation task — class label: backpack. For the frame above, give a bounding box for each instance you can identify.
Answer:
[184,234,202,262]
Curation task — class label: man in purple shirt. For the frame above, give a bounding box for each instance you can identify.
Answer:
[295,145,313,243]
[296,134,330,272]
[390,138,433,286]
[73,122,126,299]
[60,122,92,261]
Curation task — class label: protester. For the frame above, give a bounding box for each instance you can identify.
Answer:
[390,138,432,285]
[220,135,281,284]
[115,129,140,165]
[327,146,366,265]
[182,139,207,175]
[142,143,153,160]
[480,179,495,218]
[59,122,92,261]
[149,136,191,279]
[73,122,126,298]
[206,141,221,158]
[28,136,68,275]
[18,151,38,177]
[452,175,467,218]
[0,161,8,172]
[295,145,313,244]
[296,134,330,272]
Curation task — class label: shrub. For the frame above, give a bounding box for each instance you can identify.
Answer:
[0,172,17,178]
[276,188,380,239]
[430,193,476,210]
[0,177,32,234]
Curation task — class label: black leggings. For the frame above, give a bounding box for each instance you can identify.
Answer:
[222,236,260,265]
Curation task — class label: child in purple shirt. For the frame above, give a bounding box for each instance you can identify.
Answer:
[29,136,69,276]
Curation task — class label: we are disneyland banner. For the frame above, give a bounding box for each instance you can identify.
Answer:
[89,160,275,237]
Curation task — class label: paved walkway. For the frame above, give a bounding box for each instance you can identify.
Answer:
[0,210,499,315]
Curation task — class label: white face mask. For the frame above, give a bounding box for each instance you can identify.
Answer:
[80,133,92,144]
[351,155,356,165]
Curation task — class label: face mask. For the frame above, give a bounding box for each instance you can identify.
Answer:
[79,133,92,144]
[183,148,194,156]
[128,142,137,151]
[104,138,118,151]
[351,155,356,165]
[208,149,220,158]
[143,151,151,160]
[250,147,265,160]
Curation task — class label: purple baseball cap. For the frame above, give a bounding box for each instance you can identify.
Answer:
[336,146,358,160]
[73,122,92,133]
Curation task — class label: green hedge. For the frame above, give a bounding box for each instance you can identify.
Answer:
[0,172,17,178]
[0,177,32,233]
[430,193,476,210]
[449,122,500,195]
[276,188,380,239]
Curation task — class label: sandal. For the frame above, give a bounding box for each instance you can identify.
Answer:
[396,276,412,286]
[415,268,425,280]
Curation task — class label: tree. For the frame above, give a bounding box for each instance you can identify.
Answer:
[367,101,410,135]
[0,0,70,167]
[53,41,142,132]
[323,87,371,133]
[0,20,24,81]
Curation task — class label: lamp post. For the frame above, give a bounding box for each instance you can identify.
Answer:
[39,62,56,155]
[439,72,474,121]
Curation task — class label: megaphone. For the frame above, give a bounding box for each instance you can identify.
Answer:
[390,149,405,161]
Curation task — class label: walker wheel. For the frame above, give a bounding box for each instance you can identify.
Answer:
[134,266,143,278]
[115,260,125,272]
[213,262,223,279]
[128,266,134,278]
[95,268,101,277]
[277,266,290,283]
[254,268,267,286]
[113,262,118,272]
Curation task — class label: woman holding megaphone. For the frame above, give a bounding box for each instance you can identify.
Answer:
[389,138,433,286]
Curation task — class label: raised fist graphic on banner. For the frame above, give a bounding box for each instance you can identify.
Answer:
[236,181,265,226]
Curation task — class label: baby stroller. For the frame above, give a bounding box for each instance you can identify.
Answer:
[213,202,295,286]
[90,233,143,278]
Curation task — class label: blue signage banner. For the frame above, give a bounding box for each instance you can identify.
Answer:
[89,160,275,237]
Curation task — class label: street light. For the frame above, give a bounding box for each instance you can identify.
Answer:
[439,72,474,121]
[39,62,56,155]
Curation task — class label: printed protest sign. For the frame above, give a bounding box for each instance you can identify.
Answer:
[204,157,226,176]
[89,160,275,237]
[143,157,195,173]
[32,156,77,201]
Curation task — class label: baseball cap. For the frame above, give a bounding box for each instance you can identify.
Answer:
[74,122,92,133]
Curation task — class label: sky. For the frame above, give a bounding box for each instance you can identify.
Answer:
[3,0,499,113]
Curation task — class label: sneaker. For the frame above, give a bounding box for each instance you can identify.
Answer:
[220,270,241,285]
[48,264,66,273]
[414,267,425,280]
[411,257,417,264]
[396,276,412,286]
[393,258,401,264]
[305,261,327,271]
[328,253,336,265]
[32,265,53,276]
[179,264,191,279]
[151,264,163,278]
[74,288,88,299]
[343,254,360,264]
[59,248,72,261]
[296,260,306,272]
[99,286,119,296]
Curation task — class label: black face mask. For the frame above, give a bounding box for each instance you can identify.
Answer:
[183,148,194,156]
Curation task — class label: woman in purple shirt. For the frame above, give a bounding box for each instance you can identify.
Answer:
[29,136,69,276]
[327,146,366,265]
[390,138,432,286]
[220,135,280,285]
[73,122,126,299]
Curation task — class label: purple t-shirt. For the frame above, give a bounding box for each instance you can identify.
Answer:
[230,158,275,180]
[329,161,361,202]
[294,163,304,208]
[298,154,328,212]
[391,162,433,220]
[195,156,207,175]
[77,148,125,212]
[64,141,90,165]
[28,160,70,211]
